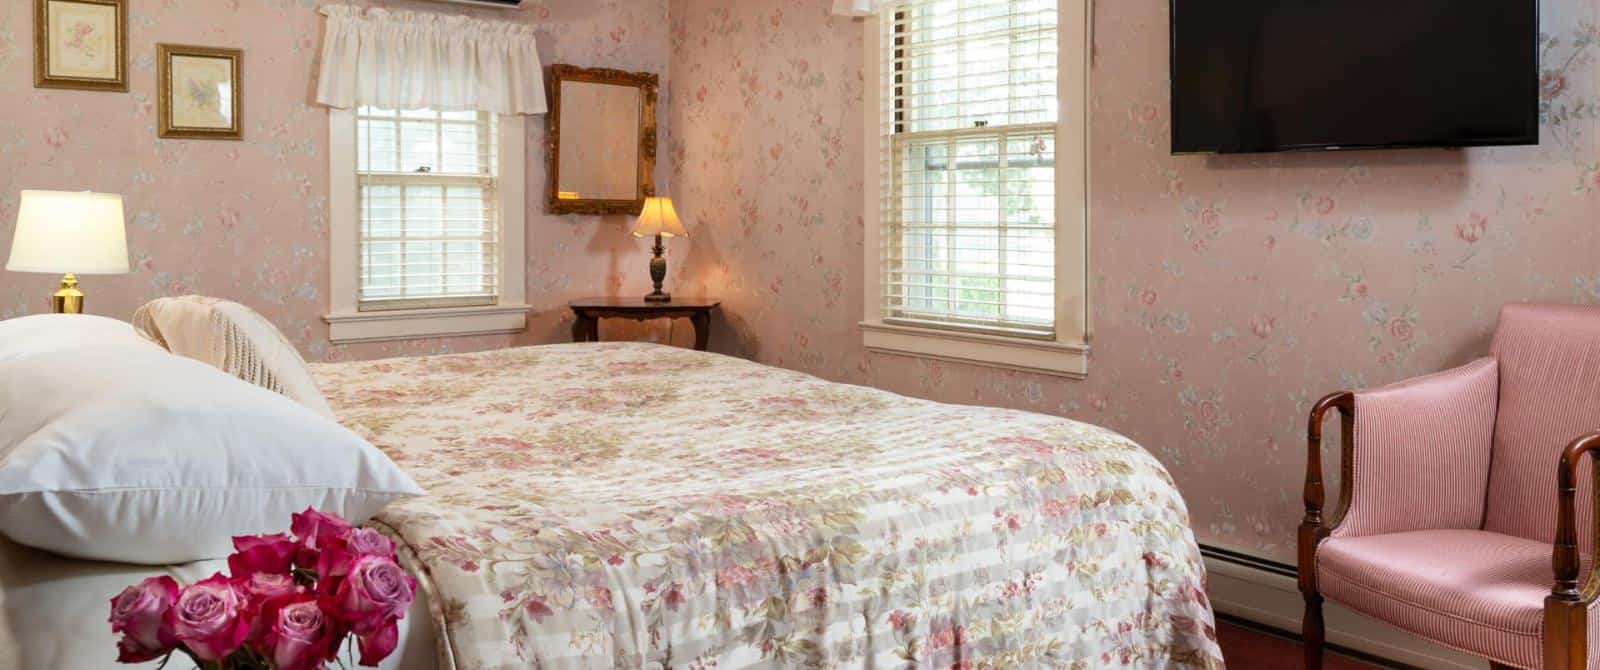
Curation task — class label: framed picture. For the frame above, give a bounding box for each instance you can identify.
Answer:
[34,0,127,91]
[158,44,243,141]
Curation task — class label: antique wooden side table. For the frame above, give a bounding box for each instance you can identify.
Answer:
[568,297,721,351]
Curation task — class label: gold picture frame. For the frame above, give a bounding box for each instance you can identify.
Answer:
[158,44,243,141]
[34,0,127,92]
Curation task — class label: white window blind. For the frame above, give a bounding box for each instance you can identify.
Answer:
[880,0,1060,337]
[356,108,499,311]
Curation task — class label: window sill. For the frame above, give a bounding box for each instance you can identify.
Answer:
[326,304,530,344]
[860,319,1089,379]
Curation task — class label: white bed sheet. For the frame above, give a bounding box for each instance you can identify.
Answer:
[0,535,437,670]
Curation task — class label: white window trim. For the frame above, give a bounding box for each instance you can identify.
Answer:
[860,0,1092,379]
[324,109,529,344]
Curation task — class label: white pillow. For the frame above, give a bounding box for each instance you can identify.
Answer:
[0,345,423,565]
[0,314,157,362]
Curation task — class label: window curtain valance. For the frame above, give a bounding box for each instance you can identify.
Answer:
[831,0,896,16]
[315,6,546,115]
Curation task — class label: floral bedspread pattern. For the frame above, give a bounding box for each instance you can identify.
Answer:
[313,344,1223,669]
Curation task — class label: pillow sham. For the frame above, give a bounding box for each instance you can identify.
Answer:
[0,344,423,565]
[0,313,157,362]
[132,295,337,419]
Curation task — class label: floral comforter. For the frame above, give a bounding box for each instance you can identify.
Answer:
[313,343,1222,670]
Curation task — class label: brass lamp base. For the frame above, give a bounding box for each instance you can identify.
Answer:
[52,274,84,314]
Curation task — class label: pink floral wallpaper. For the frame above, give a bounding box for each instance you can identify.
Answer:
[666,0,1600,561]
[3,0,1597,563]
[0,0,676,361]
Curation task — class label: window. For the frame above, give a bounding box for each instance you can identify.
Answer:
[326,109,528,343]
[357,108,499,311]
[862,0,1089,377]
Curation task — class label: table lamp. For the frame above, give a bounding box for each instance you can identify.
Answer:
[632,197,688,303]
[6,190,130,314]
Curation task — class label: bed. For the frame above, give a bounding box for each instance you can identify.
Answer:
[310,342,1224,669]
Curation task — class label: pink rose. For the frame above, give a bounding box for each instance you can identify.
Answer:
[1199,207,1222,233]
[240,572,298,605]
[262,597,338,670]
[291,508,354,567]
[228,533,297,578]
[291,508,353,545]
[172,574,250,662]
[317,527,397,592]
[108,576,179,663]
[332,555,415,634]
[1314,196,1336,216]
[237,572,300,642]
[345,528,396,558]
[355,620,401,667]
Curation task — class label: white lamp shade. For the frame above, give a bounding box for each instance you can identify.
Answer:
[632,197,688,239]
[6,190,130,275]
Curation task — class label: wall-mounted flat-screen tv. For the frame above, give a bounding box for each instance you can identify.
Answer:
[1170,0,1540,155]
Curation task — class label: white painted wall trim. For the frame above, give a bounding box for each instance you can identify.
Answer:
[1203,548,1489,670]
[860,319,1088,378]
[325,110,528,344]
[325,303,529,344]
[858,0,1092,377]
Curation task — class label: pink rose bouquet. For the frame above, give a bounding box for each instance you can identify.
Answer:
[107,509,415,670]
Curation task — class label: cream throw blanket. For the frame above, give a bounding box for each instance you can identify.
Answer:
[132,296,337,420]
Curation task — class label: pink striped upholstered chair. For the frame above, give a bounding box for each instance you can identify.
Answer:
[1300,304,1600,670]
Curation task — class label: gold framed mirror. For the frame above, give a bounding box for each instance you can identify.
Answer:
[546,65,658,216]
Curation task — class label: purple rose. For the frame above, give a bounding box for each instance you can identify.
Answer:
[262,597,338,670]
[345,528,395,558]
[240,572,298,605]
[317,527,398,590]
[237,572,299,642]
[108,576,179,663]
[331,555,415,632]
[171,574,250,662]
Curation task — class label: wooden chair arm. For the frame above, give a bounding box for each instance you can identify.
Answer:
[1545,432,1600,670]
[1551,432,1600,603]
[1300,391,1354,594]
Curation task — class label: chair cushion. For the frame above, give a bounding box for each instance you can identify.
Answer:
[1318,529,1591,669]
[1484,303,1600,548]
[1334,358,1498,538]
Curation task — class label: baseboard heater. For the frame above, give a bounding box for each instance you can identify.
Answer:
[1199,544,1489,670]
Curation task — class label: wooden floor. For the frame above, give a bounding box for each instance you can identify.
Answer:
[1218,620,1390,669]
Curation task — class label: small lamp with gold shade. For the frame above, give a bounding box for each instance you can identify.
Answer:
[632,196,688,303]
[6,190,130,314]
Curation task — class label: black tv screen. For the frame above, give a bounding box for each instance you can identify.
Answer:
[1170,0,1539,155]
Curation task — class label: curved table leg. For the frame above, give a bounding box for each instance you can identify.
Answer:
[690,312,711,351]
[572,314,599,343]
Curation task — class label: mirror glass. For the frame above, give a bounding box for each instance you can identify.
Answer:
[556,82,642,202]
